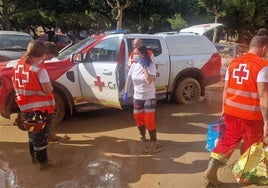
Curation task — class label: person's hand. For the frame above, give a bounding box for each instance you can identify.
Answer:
[141,58,148,68]
[122,93,128,103]
[264,136,268,146]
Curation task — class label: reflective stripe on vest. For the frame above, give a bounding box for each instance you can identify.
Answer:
[225,99,261,112]
[19,100,55,112]
[14,89,47,96]
[226,88,259,99]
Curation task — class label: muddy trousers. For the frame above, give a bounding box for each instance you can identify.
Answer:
[133,98,157,141]
[211,114,263,164]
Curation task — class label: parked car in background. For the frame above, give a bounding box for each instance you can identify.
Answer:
[38,33,71,50]
[0,31,33,62]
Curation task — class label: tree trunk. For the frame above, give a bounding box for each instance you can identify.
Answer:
[1,0,11,30]
[212,14,220,43]
[117,7,123,29]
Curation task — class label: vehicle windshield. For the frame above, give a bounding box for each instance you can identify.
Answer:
[0,35,32,50]
[57,37,97,60]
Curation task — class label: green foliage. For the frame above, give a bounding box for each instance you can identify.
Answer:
[0,0,267,43]
[167,13,187,31]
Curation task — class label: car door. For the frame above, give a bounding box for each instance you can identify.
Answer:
[77,35,123,109]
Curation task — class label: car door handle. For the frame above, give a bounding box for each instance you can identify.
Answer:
[102,71,112,75]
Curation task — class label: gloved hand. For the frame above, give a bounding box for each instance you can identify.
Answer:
[122,93,128,103]
[141,58,148,68]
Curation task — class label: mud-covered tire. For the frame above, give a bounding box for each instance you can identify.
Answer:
[174,78,201,104]
[52,92,66,126]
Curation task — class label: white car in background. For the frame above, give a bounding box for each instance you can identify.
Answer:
[0,31,33,62]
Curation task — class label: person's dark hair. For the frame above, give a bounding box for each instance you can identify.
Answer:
[44,42,59,56]
[26,40,47,58]
[137,45,151,65]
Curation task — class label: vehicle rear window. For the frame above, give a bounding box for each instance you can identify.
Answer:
[127,38,162,57]
[0,34,32,50]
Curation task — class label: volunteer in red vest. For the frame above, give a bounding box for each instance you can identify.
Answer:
[203,31,268,186]
[12,40,55,171]
[123,45,162,154]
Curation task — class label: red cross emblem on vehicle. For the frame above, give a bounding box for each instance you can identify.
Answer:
[14,65,29,87]
[94,76,105,91]
[233,64,249,84]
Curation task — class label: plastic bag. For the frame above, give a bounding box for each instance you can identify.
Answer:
[232,142,268,185]
[205,118,225,151]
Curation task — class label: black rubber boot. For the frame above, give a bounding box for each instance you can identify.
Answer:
[203,158,222,187]
[29,142,37,164]
[36,148,50,170]
[148,129,157,141]
[147,129,163,153]
[138,125,146,141]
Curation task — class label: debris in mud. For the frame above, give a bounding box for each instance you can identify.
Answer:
[0,153,19,188]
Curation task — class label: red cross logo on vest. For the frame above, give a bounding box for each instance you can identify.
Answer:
[15,64,29,87]
[94,76,105,91]
[233,64,249,84]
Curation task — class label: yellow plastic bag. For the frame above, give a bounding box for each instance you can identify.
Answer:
[232,142,268,185]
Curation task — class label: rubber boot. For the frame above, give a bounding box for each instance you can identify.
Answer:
[36,148,50,171]
[149,129,157,141]
[29,142,37,164]
[203,158,222,187]
[138,125,146,141]
[147,129,162,153]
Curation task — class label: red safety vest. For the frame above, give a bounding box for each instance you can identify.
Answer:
[224,53,268,120]
[13,55,55,114]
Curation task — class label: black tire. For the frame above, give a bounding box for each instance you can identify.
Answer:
[51,92,66,126]
[174,78,201,104]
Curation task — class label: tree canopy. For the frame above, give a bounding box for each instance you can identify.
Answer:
[0,0,267,44]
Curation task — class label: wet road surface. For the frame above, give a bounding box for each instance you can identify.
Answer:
[0,82,263,188]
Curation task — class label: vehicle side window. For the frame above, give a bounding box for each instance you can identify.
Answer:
[127,38,162,57]
[142,39,162,57]
[86,37,119,62]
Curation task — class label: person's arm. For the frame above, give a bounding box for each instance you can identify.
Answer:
[143,61,156,84]
[257,66,268,139]
[41,82,53,93]
[258,82,268,137]
[143,68,151,84]
[221,81,228,116]
[38,69,53,93]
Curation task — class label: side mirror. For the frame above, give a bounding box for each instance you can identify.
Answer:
[72,53,83,63]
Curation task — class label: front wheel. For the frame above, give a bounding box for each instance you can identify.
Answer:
[173,78,201,104]
[51,92,66,126]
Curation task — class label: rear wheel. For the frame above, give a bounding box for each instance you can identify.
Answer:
[52,92,66,126]
[174,78,201,104]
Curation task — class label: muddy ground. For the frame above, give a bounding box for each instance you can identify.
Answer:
[0,82,265,188]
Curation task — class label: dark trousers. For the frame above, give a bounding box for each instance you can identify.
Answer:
[22,112,54,163]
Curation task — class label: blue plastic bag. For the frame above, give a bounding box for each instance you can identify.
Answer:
[205,119,225,152]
